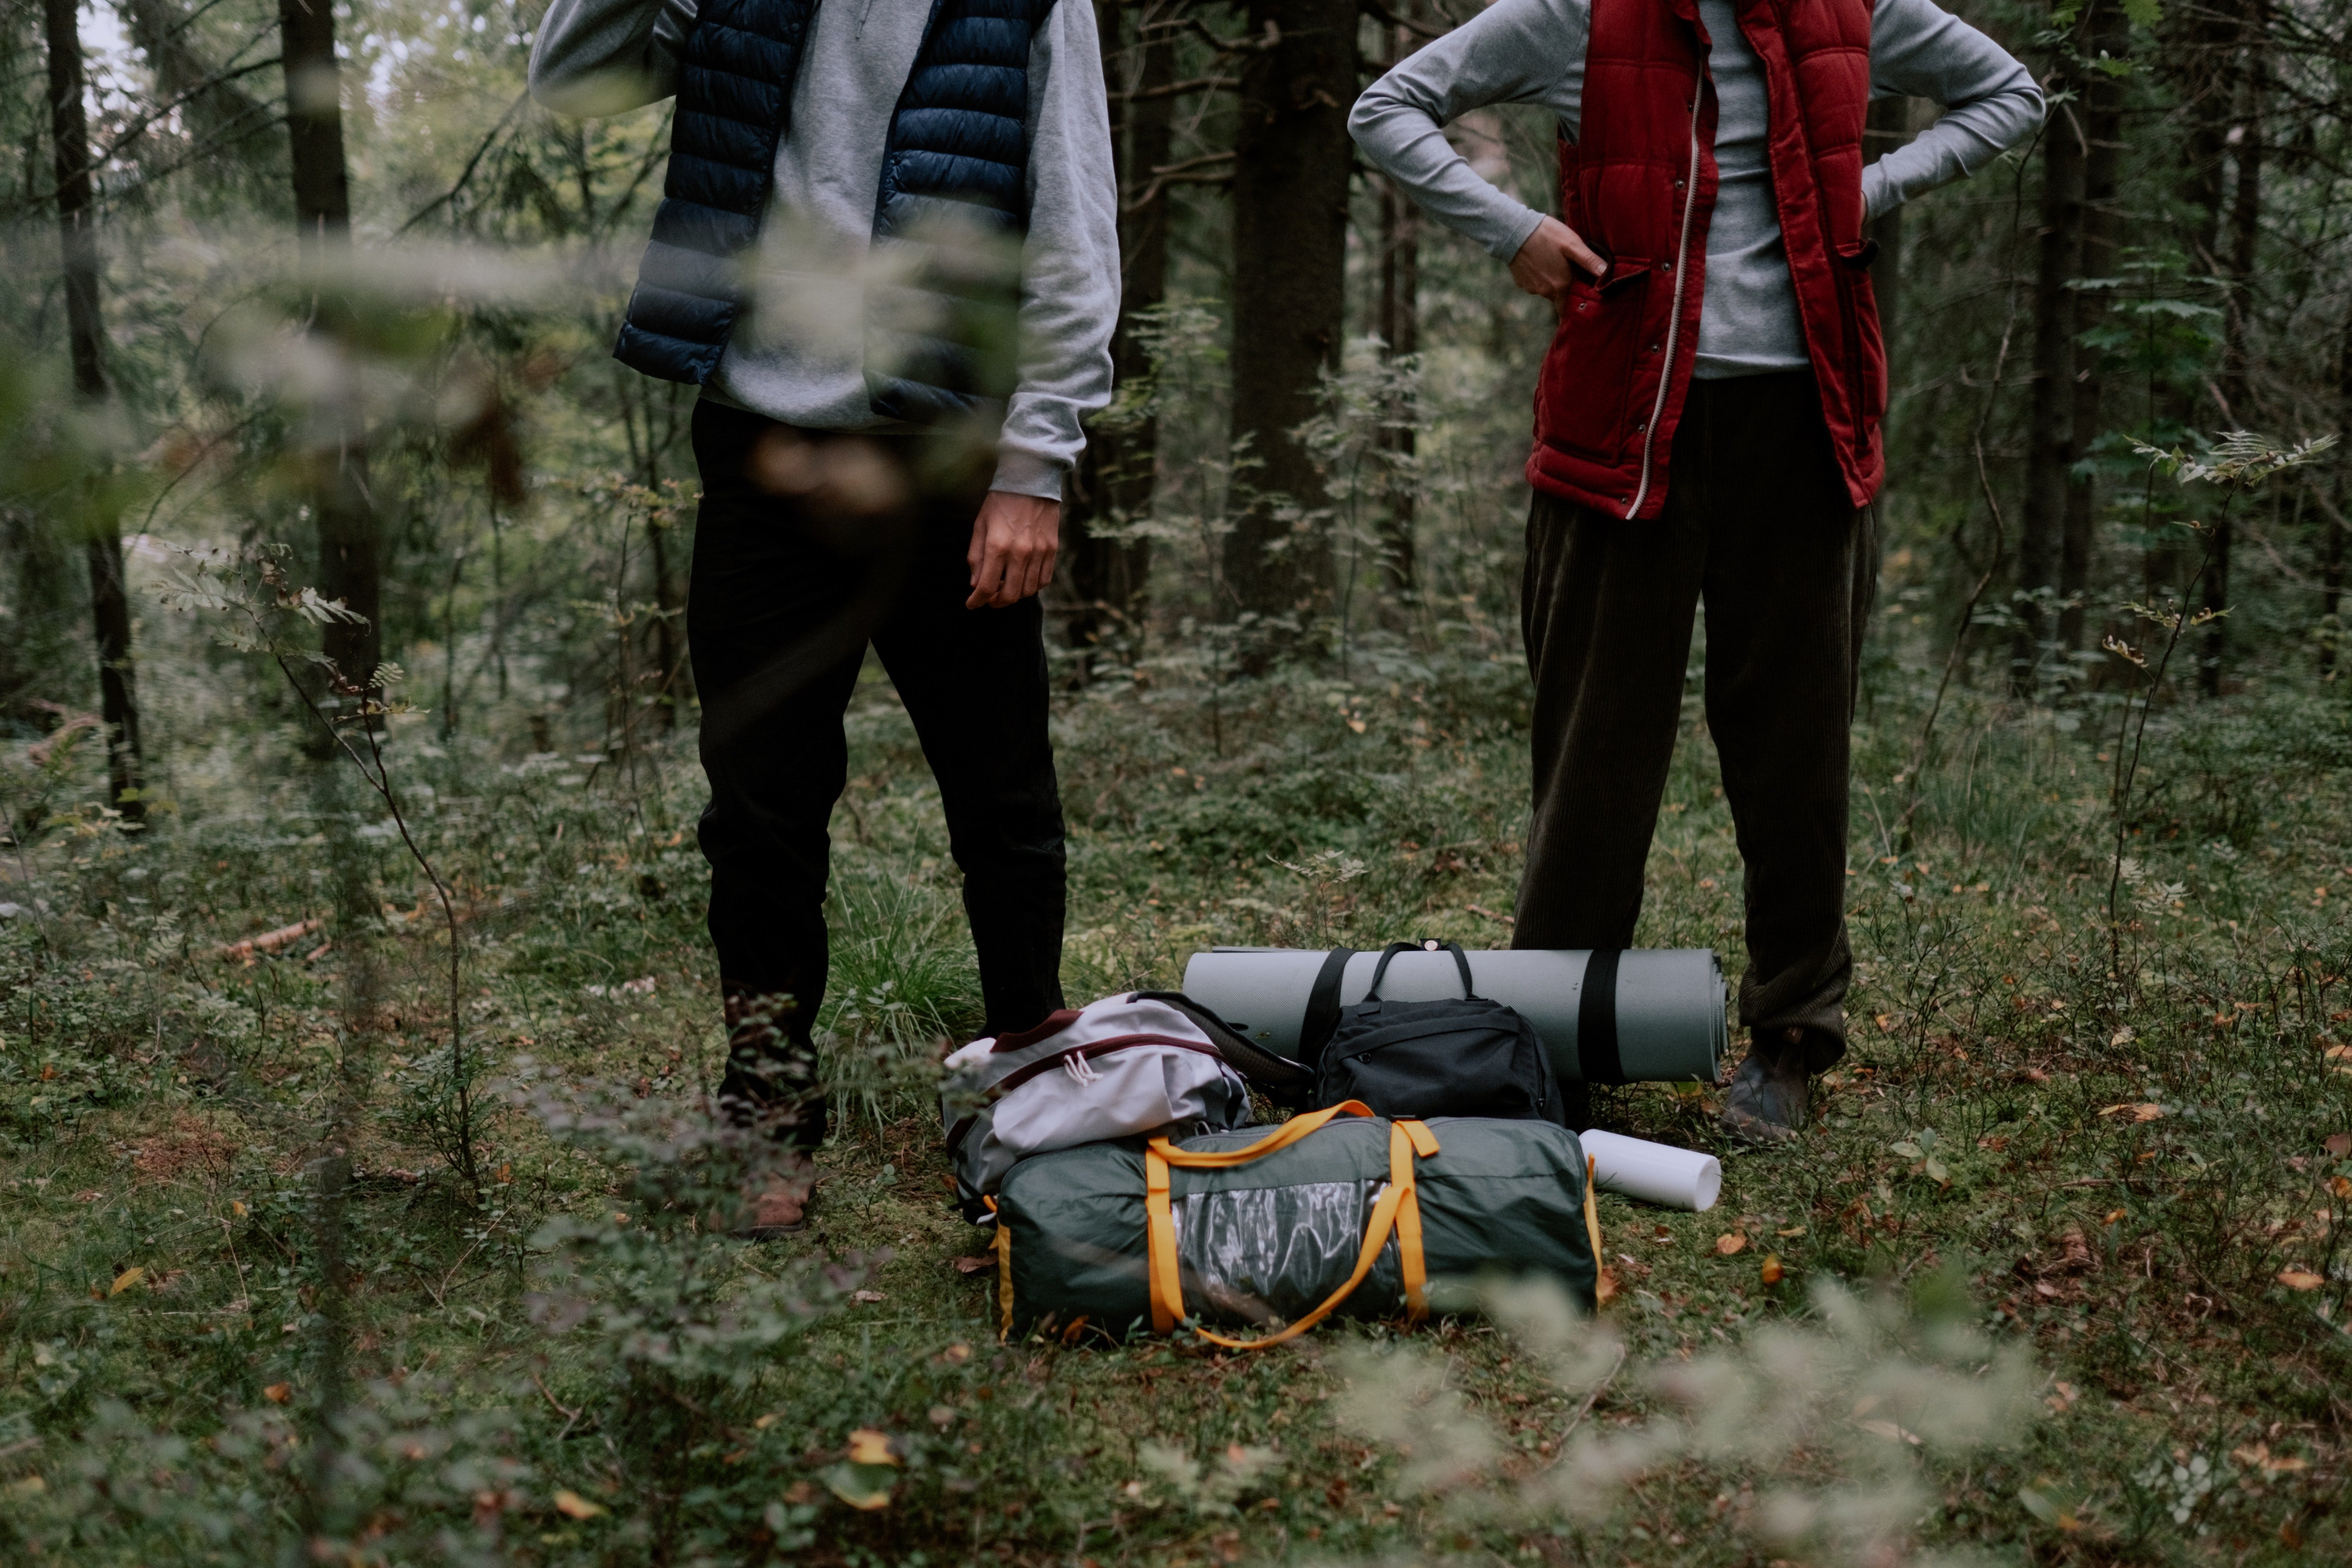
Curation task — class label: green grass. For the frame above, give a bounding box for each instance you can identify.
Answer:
[4,649,2351,1565]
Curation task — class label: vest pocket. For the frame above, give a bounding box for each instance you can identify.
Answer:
[1534,258,1656,463]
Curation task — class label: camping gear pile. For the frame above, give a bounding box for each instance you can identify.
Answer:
[939,941,1728,1345]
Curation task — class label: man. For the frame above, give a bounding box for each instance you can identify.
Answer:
[1351,0,2039,1141]
[532,0,1120,1229]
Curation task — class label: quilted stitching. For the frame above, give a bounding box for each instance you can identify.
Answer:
[1528,0,1883,517]
[615,0,1057,395]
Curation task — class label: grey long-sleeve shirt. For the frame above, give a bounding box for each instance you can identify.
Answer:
[530,0,1120,498]
[1349,0,2042,378]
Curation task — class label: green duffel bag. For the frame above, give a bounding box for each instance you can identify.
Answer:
[988,1100,1599,1346]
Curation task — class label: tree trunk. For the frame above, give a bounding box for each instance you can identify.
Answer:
[1062,0,1171,667]
[647,505,681,731]
[1375,153,1419,597]
[1223,0,1355,666]
[2322,304,2352,676]
[2014,42,2083,695]
[2202,0,2265,697]
[280,0,381,698]
[44,0,144,819]
[2145,0,2236,612]
[2059,0,2126,658]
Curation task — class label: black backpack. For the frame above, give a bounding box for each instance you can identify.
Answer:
[1301,942,1565,1125]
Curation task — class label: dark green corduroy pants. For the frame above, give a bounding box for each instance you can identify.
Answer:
[1512,370,1878,1071]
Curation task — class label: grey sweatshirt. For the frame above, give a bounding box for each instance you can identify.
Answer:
[529,0,1121,499]
[1349,0,2042,378]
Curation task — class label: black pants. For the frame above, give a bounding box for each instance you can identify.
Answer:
[688,401,1068,1141]
[1511,371,1875,1070]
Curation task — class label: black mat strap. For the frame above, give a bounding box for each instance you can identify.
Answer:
[1299,947,1357,1070]
[1577,948,1626,1086]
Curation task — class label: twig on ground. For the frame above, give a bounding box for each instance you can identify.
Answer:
[1541,1340,1627,1467]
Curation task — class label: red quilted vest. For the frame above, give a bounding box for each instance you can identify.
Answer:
[1526,0,1886,519]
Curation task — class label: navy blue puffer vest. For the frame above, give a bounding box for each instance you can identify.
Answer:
[613,0,1058,421]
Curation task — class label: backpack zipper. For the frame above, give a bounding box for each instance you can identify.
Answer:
[1624,76,1706,522]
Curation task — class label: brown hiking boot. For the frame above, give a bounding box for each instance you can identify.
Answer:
[1719,1027,1812,1146]
[732,1163,816,1239]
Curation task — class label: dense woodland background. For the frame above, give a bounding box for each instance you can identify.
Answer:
[6,1,2352,1565]
[7,0,2351,748]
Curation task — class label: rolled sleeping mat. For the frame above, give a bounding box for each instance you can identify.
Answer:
[1179,946,1725,1086]
[1580,1128,1722,1212]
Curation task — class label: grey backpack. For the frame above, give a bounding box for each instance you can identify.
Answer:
[941,991,1309,1218]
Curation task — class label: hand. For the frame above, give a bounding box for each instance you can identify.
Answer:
[1509,215,1609,316]
[966,490,1060,609]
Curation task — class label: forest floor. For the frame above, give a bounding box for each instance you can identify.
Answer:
[5,640,2352,1566]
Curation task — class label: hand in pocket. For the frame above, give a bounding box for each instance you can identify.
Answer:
[1510,216,1609,319]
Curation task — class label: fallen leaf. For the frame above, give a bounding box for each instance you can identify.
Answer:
[940,1343,972,1364]
[824,1463,896,1511]
[1714,1233,1747,1256]
[231,1200,248,1217]
[852,1289,885,1304]
[1594,1263,1619,1304]
[109,1266,146,1296]
[2018,1480,2083,1532]
[553,1489,605,1519]
[1859,1418,1921,1445]
[1760,1254,1784,1286]
[846,1429,898,1466]
[1776,1226,1806,1237]
[262,1383,292,1404]
[2278,1269,2326,1292]
[2327,1133,2352,1158]
[928,1405,957,1428]
[7,1475,46,1497]
[2097,1102,2164,1122]
[2103,1208,2127,1226]
[950,1256,993,1275]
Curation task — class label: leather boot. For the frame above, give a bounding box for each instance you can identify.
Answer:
[733,1156,817,1239]
[1719,1026,1812,1145]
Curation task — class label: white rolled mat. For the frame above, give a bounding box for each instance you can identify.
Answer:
[1179,946,1725,1085]
[1579,1128,1721,1212]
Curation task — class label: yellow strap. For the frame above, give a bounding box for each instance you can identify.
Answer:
[1145,1143,1182,1332]
[1396,1118,1441,1159]
[1147,1099,1375,1171]
[1583,1153,1605,1300]
[1392,1120,1429,1321]
[989,1197,1014,1342]
[1149,1115,1438,1351]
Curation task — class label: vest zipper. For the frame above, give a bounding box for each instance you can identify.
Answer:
[1625,78,1706,521]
